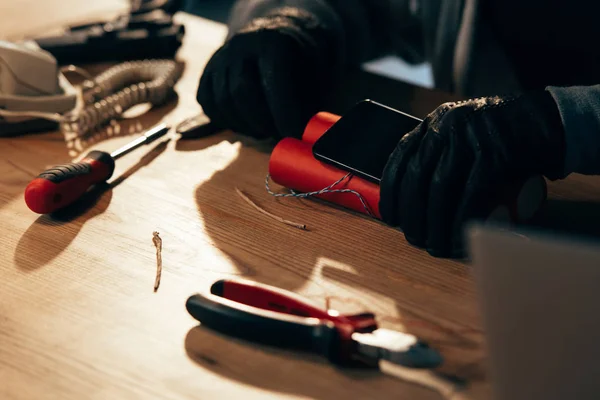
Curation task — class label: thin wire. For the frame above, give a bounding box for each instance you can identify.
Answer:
[152,231,163,292]
[265,173,374,216]
[235,188,307,230]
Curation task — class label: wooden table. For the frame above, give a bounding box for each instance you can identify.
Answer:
[3,11,600,400]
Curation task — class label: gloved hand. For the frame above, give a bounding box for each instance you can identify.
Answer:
[197,7,342,139]
[379,91,566,257]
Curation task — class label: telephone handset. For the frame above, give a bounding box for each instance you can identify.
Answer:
[0,40,180,137]
[0,41,77,120]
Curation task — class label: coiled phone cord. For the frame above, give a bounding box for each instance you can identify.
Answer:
[0,59,181,139]
[62,59,180,138]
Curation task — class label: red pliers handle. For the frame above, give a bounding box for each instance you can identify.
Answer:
[186,279,443,368]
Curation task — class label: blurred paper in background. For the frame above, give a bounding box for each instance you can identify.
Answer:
[0,0,128,40]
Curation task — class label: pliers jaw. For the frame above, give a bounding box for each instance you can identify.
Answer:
[352,329,443,368]
[322,312,379,366]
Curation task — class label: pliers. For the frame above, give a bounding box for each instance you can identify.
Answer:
[185,279,443,369]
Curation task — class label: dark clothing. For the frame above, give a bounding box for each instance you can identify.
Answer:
[228,0,600,175]
[487,1,600,90]
[228,0,521,96]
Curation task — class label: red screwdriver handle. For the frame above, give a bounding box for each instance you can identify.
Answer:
[24,151,115,214]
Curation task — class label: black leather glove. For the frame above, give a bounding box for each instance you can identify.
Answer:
[197,7,341,139]
[379,91,566,258]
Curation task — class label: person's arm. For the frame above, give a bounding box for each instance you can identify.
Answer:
[380,89,566,257]
[197,0,423,138]
[378,84,600,258]
[547,85,600,175]
[227,0,424,66]
[197,0,426,138]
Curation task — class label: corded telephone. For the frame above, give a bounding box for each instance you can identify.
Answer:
[0,41,77,123]
[0,40,180,137]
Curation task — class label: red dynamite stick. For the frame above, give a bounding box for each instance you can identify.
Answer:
[272,112,380,218]
[269,112,547,223]
[302,112,341,144]
[269,138,382,218]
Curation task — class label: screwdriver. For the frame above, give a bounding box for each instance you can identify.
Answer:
[25,124,170,214]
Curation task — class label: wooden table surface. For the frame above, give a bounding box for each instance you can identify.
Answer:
[3,10,600,400]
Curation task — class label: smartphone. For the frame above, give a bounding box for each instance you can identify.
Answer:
[312,100,422,183]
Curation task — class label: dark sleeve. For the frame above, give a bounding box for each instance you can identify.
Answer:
[227,0,423,66]
[547,85,600,176]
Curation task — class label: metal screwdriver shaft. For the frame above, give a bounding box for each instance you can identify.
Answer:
[110,124,170,160]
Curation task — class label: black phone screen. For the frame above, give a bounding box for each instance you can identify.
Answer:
[312,100,422,183]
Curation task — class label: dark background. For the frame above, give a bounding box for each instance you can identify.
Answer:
[183,0,235,22]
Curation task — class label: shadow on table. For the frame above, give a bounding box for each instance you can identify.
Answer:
[184,70,489,383]
[0,97,178,215]
[184,65,460,284]
[187,133,388,287]
[14,139,168,271]
[185,70,600,385]
[14,183,113,271]
[184,325,425,400]
[186,136,486,381]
